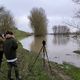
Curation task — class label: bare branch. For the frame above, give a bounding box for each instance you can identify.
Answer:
[72,0,80,4]
[64,21,80,30]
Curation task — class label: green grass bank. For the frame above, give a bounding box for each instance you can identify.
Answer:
[13,28,32,40]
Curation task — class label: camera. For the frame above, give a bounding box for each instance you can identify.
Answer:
[42,40,46,46]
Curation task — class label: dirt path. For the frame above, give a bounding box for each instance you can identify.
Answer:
[52,68,73,80]
[46,62,73,80]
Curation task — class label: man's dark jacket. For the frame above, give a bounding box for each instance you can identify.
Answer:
[4,37,18,60]
[0,37,4,51]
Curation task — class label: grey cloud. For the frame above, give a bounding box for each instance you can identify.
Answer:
[0,0,77,17]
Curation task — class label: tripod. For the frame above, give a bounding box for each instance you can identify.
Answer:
[30,40,53,75]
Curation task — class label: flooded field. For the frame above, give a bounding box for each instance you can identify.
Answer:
[20,35,80,67]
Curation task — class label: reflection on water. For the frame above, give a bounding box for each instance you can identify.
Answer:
[31,36,46,53]
[73,37,80,50]
[53,35,69,45]
[20,35,80,67]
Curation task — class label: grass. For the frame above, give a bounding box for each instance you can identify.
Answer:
[13,28,32,40]
[59,63,80,80]
[51,62,80,80]
[17,44,54,80]
[0,29,57,80]
[1,28,80,80]
[1,42,56,80]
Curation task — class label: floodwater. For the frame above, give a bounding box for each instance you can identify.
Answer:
[20,35,80,67]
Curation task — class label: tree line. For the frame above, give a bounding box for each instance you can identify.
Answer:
[0,3,80,36]
[0,6,47,36]
[53,25,70,34]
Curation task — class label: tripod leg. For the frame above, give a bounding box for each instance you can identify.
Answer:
[42,47,46,68]
[44,47,53,75]
[30,46,43,71]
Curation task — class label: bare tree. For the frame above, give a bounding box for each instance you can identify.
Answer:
[53,26,57,34]
[53,25,70,34]
[72,0,80,4]
[64,0,80,32]
[72,0,80,18]
[28,8,47,36]
[0,7,15,33]
[64,19,80,29]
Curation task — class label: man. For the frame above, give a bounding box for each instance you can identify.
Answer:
[0,34,4,70]
[4,31,21,80]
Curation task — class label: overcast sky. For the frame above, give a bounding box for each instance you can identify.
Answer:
[0,0,79,32]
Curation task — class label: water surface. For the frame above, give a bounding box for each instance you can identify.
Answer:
[20,35,80,67]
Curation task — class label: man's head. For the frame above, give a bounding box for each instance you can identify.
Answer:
[5,31,13,39]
